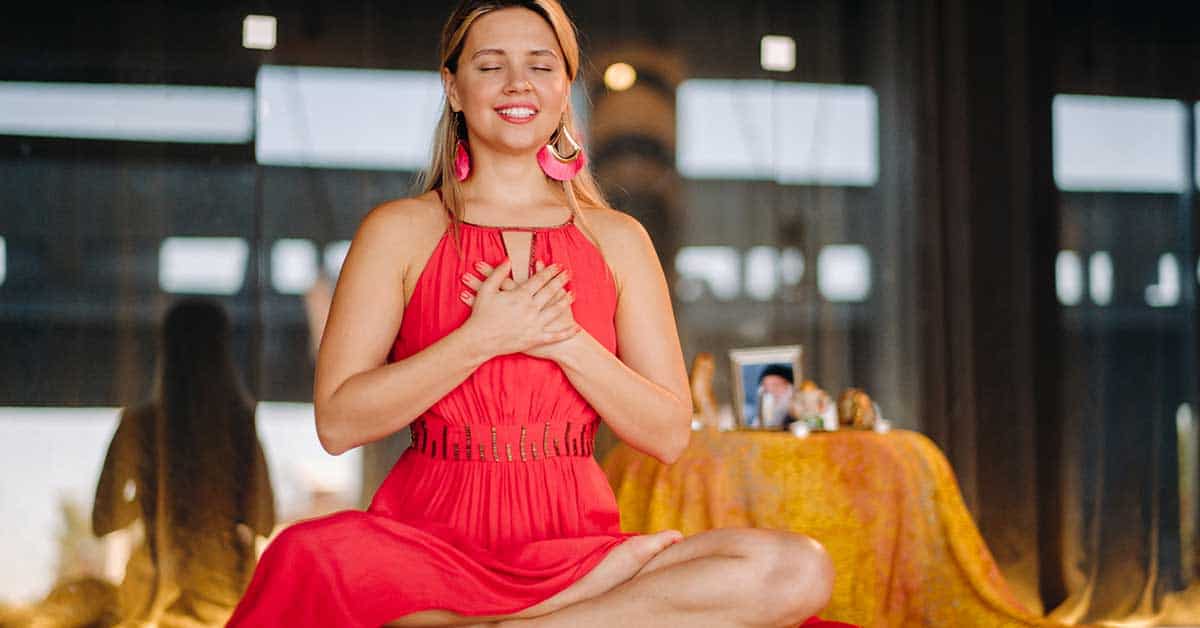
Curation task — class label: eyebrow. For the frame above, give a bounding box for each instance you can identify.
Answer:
[470,48,558,60]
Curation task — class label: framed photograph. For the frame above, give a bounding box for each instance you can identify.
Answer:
[728,345,803,430]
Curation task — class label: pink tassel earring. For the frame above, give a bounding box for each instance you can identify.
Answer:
[452,110,471,182]
[454,138,471,182]
[537,116,586,181]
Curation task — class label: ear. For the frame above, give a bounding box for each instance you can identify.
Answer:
[441,67,461,112]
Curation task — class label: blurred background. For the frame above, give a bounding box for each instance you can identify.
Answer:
[1,0,1199,624]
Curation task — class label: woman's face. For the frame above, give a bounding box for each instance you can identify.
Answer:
[443,7,570,156]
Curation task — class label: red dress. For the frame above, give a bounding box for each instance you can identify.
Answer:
[226,213,854,627]
[227,215,633,626]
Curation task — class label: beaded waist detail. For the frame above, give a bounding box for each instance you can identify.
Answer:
[409,417,597,462]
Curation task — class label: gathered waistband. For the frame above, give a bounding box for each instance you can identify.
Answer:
[409,417,597,462]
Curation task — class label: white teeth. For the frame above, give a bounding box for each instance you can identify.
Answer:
[497,107,536,117]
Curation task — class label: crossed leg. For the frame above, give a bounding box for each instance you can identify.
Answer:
[386,528,833,628]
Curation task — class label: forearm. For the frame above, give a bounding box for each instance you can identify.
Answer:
[317,323,494,454]
[555,332,692,463]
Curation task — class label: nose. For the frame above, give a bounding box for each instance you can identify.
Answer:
[504,71,533,94]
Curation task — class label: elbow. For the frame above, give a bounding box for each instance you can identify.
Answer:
[318,432,349,456]
[653,411,693,465]
[317,425,351,456]
[315,408,352,456]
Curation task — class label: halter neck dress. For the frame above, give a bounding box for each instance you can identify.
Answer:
[225,209,638,627]
[226,201,855,628]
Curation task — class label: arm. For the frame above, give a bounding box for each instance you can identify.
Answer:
[552,214,692,464]
[93,408,142,536]
[313,200,495,455]
[313,200,570,454]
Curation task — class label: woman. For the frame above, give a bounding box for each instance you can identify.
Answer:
[93,297,275,625]
[228,1,843,626]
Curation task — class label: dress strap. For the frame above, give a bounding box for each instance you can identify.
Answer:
[409,416,597,462]
[434,187,576,231]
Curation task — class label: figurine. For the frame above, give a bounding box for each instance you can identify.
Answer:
[837,388,878,430]
[689,352,721,430]
[790,380,838,432]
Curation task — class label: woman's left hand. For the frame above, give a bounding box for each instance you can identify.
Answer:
[460,260,582,361]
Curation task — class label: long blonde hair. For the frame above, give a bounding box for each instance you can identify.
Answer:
[415,0,612,250]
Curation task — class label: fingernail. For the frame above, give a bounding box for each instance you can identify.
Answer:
[475,261,486,270]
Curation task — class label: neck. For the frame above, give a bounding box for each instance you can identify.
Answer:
[459,144,566,212]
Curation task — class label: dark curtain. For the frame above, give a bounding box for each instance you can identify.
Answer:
[906,0,1056,611]
[912,0,1200,621]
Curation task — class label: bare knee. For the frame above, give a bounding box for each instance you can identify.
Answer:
[768,533,833,624]
[735,530,833,626]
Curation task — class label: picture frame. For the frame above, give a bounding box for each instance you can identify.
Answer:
[728,345,803,430]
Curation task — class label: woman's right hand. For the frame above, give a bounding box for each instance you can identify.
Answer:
[459,258,578,357]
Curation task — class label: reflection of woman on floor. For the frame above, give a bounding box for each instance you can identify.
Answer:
[92,297,275,626]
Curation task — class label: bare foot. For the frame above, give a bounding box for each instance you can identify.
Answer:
[514,530,683,618]
[385,532,684,627]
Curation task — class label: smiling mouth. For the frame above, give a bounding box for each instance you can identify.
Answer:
[495,107,538,123]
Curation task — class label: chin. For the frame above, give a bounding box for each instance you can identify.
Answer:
[489,134,547,155]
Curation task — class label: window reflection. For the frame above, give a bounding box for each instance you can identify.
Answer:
[1088,251,1114,306]
[0,81,253,143]
[323,241,351,280]
[676,79,878,186]
[816,245,871,303]
[1145,252,1181,308]
[158,237,249,295]
[255,66,443,170]
[1056,250,1084,306]
[270,239,319,295]
[674,246,740,302]
[0,403,359,602]
[1053,94,1187,193]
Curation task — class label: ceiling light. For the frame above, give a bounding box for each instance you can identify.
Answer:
[603,63,637,91]
[760,35,795,72]
[244,15,277,50]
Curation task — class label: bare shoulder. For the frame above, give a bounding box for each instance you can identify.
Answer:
[579,206,659,296]
[352,191,447,281]
[581,206,654,251]
[357,191,446,250]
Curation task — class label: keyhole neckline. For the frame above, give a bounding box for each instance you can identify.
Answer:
[435,187,576,232]
[457,213,575,232]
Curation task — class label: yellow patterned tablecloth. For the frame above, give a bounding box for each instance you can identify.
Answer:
[602,428,1072,628]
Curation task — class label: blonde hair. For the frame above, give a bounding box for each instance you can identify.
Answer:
[415,0,612,250]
